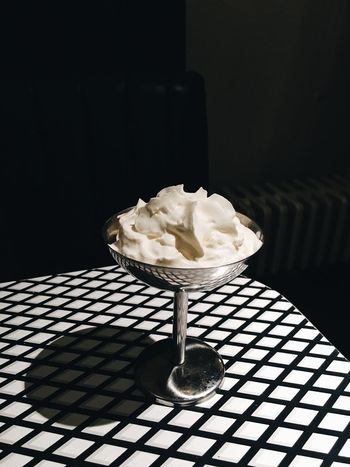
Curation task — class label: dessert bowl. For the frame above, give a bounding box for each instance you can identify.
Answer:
[103,209,263,406]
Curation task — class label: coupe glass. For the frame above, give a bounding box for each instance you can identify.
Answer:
[103,210,263,406]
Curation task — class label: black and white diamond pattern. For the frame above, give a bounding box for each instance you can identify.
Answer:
[0,266,349,466]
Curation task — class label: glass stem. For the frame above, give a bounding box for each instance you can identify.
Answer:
[173,289,188,365]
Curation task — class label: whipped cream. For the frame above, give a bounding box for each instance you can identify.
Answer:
[111,185,262,267]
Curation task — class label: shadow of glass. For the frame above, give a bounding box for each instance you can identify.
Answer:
[24,325,155,428]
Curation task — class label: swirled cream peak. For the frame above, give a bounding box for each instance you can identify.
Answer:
[111,185,262,267]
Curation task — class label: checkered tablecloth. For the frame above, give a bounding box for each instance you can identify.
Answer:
[0,265,349,467]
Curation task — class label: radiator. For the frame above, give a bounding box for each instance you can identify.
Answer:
[223,174,350,277]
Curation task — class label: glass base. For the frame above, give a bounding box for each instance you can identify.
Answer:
[135,337,225,406]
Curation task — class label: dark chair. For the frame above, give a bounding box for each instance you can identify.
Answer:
[0,72,208,281]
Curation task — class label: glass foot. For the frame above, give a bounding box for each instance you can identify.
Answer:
[135,337,225,406]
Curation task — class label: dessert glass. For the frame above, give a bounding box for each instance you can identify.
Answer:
[103,209,263,406]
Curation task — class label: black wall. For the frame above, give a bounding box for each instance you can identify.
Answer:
[1,1,185,76]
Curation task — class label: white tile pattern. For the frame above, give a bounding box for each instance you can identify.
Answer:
[0,266,349,466]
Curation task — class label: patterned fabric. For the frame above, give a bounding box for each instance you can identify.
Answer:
[0,266,349,466]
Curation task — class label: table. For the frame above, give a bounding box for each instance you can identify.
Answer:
[0,266,349,467]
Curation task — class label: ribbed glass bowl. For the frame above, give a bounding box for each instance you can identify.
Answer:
[103,211,263,292]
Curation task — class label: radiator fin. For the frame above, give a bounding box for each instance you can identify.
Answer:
[224,174,350,277]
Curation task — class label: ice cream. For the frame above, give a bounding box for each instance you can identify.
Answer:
[110,185,262,267]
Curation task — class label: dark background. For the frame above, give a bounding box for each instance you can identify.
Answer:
[187,0,350,187]
[0,0,198,281]
[0,1,349,355]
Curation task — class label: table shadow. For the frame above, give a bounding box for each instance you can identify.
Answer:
[24,325,155,428]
